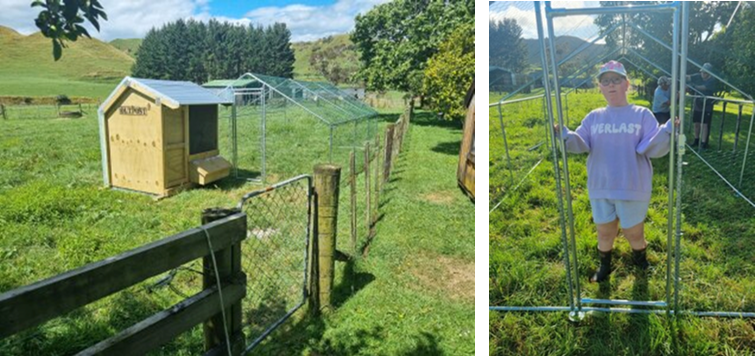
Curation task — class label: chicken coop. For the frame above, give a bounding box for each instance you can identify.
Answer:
[98,77,233,197]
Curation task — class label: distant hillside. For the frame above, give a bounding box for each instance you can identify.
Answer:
[523,35,607,69]
[0,25,133,98]
[292,33,359,85]
[110,38,142,57]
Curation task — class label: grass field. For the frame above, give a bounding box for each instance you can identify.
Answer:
[489,89,755,355]
[0,103,474,354]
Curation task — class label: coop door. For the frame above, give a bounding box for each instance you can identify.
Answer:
[188,105,218,155]
[108,92,164,195]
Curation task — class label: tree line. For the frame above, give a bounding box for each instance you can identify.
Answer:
[131,19,295,83]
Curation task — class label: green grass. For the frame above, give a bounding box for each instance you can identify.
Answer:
[0,106,473,354]
[254,111,474,355]
[489,89,755,355]
[110,38,142,57]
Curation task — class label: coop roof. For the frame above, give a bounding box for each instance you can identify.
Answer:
[99,77,232,113]
[202,79,258,88]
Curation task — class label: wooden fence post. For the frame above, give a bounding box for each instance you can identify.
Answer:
[349,151,357,257]
[383,124,395,184]
[373,132,381,229]
[312,164,341,313]
[364,141,371,240]
[201,207,245,355]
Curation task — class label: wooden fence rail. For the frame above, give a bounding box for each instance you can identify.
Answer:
[0,213,247,355]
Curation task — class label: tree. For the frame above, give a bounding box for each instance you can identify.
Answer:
[489,18,528,72]
[352,0,474,95]
[32,0,107,61]
[422,22,474,120]
[594,1,737,81]
[721,4,755,97]
[132,20,294,82]
[263,23,295,78]
[310,37,359,85]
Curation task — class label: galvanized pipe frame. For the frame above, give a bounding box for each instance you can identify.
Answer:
[491,0,754,321]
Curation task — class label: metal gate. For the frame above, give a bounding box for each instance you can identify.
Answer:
[236,175,312,353]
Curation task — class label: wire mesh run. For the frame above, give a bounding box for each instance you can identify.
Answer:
[209,73,378,183]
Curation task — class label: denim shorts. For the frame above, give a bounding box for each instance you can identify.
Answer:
[590,198,650,228]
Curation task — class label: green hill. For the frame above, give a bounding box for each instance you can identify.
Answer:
[110,38,142,57]
[0,25,133,99]
[292,33,359,85]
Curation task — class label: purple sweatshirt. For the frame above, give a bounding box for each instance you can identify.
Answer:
[561,104,673,201]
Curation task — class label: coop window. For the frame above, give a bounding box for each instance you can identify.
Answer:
[189,105,218,155]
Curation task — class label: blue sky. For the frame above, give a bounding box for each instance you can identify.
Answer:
[210,0,334,17]
[0,0,391,42]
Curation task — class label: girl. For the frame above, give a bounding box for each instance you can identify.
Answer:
[555,60,677,283]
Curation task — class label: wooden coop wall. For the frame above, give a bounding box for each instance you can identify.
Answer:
[458,94,475,199]
[106,89,165,195]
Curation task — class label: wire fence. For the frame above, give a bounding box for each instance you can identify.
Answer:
[0,103,99,120]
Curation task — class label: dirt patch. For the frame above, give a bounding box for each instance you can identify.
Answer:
[422,191,455,205]
[406,253,474,304]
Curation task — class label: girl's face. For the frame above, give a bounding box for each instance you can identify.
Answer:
[599,73,629,107]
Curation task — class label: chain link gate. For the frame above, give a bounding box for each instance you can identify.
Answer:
[236,175,312,353]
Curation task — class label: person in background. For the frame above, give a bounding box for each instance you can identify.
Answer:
[686,62,717,149]
[652,76,671,123]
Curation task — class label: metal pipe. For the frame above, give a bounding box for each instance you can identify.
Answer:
[489,94,545,107]
[719,101,727,150]
[536,1,576,314]
[489,158,544,214]
[489,305,755,318]
[734,104,743,152]
[545,1,582,315]
[489,306,573,312]
[739,109,755,187]
[497,103,514,187]
[674,0,690,315]
[666,2,681,317]
[547,2,677,17]
[261,86,267,182]
[581,298,667,307]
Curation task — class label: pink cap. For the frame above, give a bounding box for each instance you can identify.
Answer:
[597,60,627,79]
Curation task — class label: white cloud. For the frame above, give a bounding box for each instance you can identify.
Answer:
[489,1,603,41]
[0,0,43,35]
[0,0,200,40]
[244,0,392,42]
[0,0,386,42]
